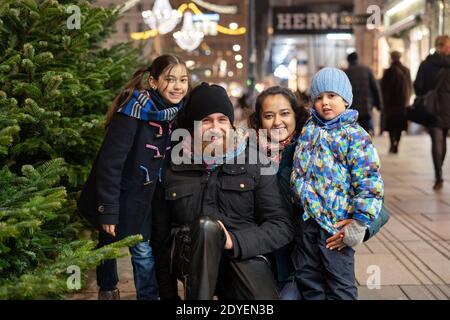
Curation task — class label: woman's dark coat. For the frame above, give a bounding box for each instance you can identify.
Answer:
[380,61,412,132]
[414,53,450,128]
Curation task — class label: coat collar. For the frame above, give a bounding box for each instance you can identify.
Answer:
[310,108,358,129]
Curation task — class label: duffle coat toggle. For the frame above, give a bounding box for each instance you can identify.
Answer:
[146,144,164,159]
[149,121,164,138]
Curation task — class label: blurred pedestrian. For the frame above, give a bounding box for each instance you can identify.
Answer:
[414,35,450,190]
[295,90,312,110]
[380,51,412,154]
[345,52,383,135]
[233,92,254,129]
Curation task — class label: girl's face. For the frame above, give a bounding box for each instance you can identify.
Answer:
[149,64,189,104]
[314,92,347,120]
[260,94,296,142]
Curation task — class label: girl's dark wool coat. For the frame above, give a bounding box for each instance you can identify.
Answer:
[77,113,172,240]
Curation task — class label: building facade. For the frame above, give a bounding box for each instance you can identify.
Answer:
[378,0,450,79]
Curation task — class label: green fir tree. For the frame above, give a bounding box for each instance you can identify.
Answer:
[0,0,147,299]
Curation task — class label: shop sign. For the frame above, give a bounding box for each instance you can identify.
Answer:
[273,6,365,34]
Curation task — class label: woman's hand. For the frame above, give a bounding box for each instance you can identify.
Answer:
[217,220,233,250]
[102,224,116,237]
[325,219,353,251]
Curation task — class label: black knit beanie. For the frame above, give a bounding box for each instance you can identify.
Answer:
[184,82,234,129]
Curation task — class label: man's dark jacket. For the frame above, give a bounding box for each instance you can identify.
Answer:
[151,146,294,299]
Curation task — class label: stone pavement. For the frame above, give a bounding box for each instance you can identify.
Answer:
[69,133,450,300]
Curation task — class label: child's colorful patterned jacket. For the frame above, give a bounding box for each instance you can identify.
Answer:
[291,109,384,235]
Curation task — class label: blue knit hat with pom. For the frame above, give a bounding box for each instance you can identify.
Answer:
[310,67,353,107]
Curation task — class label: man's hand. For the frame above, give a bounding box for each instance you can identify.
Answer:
[217,220,233,250]
[102,224,116,237]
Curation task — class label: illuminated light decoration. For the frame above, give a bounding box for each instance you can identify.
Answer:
[131,29,158,40]
[216,25,246,35]
[193,13,220,36]
[227,71,234,77]
[116,0,141,14]
[232,44,241,52]
[191,0,238,14]
[180,3,246,35]
[173,11,205,52]
[236,62,244,69]
[255,83,265,93]
[185,60,195,68]
[201,42,211,55]
[193,13,220,21]
[229,82,243,98]
[219,60,227,78]
[132,2,246,40]
[142,0,182,35]
[201,42,211,50]
[229,22,238,30]
[234,54,242,61]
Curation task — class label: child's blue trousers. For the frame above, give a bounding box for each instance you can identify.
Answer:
[292,217,357,300]
[96,231,158,300]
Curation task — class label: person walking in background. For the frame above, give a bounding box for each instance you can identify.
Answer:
[414,35,450,191]
[345,52,383,136]
[380,51,412,154]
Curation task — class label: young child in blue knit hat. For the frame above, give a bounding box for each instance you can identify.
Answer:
[290,67,384,299]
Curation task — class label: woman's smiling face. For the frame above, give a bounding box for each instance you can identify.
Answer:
[260,94,296,142]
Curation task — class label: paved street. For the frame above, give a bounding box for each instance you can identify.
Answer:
[69,132,450,300]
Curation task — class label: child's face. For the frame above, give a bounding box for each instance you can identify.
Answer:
[314,92,348,120]
[260,94,296,142]
[149,64,189,104]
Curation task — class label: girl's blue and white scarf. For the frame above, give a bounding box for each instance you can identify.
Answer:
[118,89,183,122]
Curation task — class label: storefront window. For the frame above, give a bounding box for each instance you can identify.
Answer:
[430,0,450,41]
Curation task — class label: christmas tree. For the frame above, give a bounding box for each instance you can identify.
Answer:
[0,158,142,299]
[0,0,142,187]
[0,0,146,298]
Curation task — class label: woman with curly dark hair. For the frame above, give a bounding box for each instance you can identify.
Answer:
[248,86,309,298]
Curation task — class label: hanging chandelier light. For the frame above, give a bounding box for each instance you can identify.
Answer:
[142,0,182,35]
[173,11,204,52]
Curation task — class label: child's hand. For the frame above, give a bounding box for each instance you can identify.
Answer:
[326,232,345,251]
[334,219,353,231]
[325,219,353,251]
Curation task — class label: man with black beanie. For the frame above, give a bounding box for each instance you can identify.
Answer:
[152,82,294,300]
